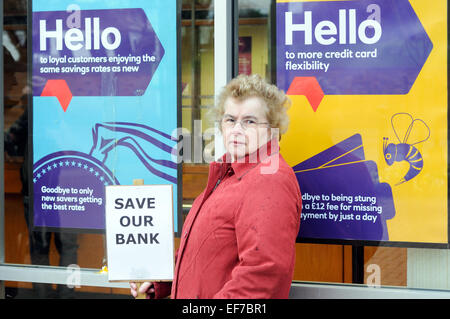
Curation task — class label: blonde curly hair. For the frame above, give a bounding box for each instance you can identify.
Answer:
[211,74,291,135]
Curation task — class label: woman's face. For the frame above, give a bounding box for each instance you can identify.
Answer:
[222,96,271,161]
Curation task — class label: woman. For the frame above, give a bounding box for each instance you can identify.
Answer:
[131,74,301,299]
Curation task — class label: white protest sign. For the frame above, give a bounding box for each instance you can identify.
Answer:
[105,184,174,282]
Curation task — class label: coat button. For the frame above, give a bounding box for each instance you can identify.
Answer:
[184,231,188,238]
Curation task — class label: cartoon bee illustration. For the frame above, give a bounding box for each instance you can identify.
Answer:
[383,113,430,185]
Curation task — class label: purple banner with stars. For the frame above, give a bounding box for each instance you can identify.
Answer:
[33,151,119,229]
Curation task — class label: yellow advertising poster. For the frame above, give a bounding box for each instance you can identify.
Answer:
[277,0,447,245]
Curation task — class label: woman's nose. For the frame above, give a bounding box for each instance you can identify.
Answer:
[231,120,245,133]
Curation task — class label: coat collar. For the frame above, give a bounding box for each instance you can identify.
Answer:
[217,138,280,180]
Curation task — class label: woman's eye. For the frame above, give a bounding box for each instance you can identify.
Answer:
[244,119,256,125]
[225,118,235,124]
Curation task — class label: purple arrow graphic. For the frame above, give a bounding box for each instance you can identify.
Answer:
[276,0,433,109]
[32,8,164,110]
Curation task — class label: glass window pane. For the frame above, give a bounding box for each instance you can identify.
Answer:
[240,0,450,292]
[4,0,30,268]
[3,0,192,299]
[181,0,214,153]
[181,0,213,212]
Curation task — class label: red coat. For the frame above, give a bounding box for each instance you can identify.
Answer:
[155,140,301,299]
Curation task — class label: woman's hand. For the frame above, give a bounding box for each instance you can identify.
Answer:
[130,281,154,298]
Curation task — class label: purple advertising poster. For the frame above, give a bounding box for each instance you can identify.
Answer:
[32,1,179,233]
[276,0,448,245]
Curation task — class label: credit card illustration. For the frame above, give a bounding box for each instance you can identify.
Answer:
[293,134,395,241]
